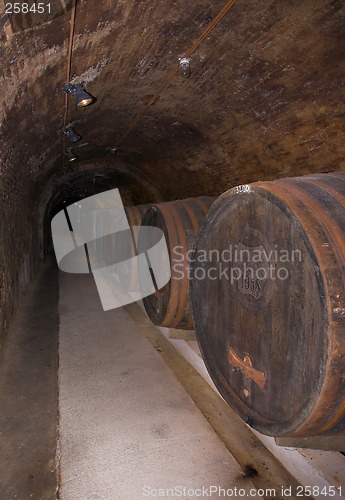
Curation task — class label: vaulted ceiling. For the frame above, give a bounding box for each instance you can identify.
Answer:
[2,0,344,203]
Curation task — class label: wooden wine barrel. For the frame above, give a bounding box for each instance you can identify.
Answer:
[141,197,216,329]
[191,172,345,437]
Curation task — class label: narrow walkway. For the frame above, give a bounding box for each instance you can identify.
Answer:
[58,272,258,499]
[0,259,59,500]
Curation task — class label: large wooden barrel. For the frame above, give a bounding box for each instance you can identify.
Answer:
[191,172,345,437]
[141,197,216,329]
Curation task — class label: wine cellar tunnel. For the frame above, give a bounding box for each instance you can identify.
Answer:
[1,0,345,498]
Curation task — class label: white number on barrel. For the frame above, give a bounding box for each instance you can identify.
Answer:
[235,184,251,194]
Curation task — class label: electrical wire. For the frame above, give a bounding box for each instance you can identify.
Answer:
[62,0,77,169]
[116,0,238,147]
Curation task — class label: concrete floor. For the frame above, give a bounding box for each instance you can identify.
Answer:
[1,260,331,499]
[58,272,258,499]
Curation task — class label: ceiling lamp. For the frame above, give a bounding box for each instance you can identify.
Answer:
[65,149,78,162]
[63,83,94,107]
[63,127,81,143]
[179,57,191,78]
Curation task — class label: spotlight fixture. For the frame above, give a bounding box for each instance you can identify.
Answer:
[63,127,81,143]
[179,57,191,78]
[65,149,78,162]
[63,83,94,107]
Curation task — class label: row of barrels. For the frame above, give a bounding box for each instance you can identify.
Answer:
[125,172,345,439]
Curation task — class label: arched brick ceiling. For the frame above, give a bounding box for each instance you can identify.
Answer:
[1,0,344,201]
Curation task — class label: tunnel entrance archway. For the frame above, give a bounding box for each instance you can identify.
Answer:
[43,159,163,257]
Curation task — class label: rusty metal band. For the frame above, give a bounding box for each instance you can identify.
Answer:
[279,179,345,267]
[167,202,192,328]
[158,202,189,328]
[197,196,216,215]
[179,199,202,235]
[326,171,345,181]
